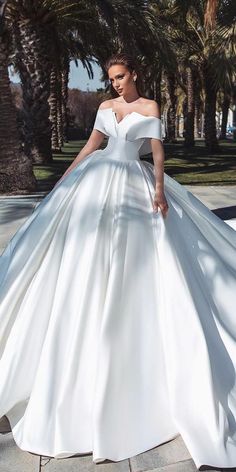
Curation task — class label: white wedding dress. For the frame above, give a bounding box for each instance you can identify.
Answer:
[1,107,236,469]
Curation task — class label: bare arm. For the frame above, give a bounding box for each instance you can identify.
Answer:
[151,139,165,192]
[149,101,169,218]
[54,126,106,186]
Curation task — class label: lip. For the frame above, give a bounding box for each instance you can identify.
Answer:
[117,89,123,93]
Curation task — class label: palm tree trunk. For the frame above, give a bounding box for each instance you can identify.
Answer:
[219,92,230,139]
[152,67,162,108]
[203,69,219,151]
[61,55,70,142]
[49,65,61,152]
[194,92,202,139]
[184,67,195,147]
[165,73,177,142]
[17,20,52,163]
[204,0,218,30]
[176,114,180,138]
[0,36,37,194]
[49,59,66,151]
[57,92,63,149]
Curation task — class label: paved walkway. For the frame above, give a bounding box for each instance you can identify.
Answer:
[0,185,236,471]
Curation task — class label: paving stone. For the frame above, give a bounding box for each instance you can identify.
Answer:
[212,186,236,198]
[142,459,197,471]
[0,221,28,250]
[0,199,39,224]
[0,433,40,472]
[184,185,236,210]
[129,435,191,471]
[188,193,233,210]
[41,453,130,471]
[0,198,42,251]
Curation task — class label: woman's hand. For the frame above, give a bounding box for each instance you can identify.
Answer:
[153,189,169,218]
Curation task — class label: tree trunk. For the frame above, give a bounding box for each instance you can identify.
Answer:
[184,67,195,147]
[57,97,63,149]
[61,55,70,142]
[57,72,63,149]
[219,92,230,139]
[203,69,219,151]
[204,0,218,30]
[0,36,37,194]
[153,67,162,108]
[17,20,53,163]
[176,115,180,137]
[49,65,60,152]
[194,93,202,139]
[49,57,68,151]
[165,73,177,142]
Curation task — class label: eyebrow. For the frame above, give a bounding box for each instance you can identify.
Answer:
[109,73,124,80]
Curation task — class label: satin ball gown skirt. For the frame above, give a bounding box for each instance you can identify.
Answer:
[0,108,236,469]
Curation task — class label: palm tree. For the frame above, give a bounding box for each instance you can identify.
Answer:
[148,0,187,142]
[5,0,178,166]
[194,77,204,138]
[219,88,231,139]
[0,0,36,193]
[6,0,57,163]
[165,72,177,142]
[49,35,95,153]
[204,0,218,30]
[5,0,110,163]
[92,0,181,147]
[61,54,70,143]
[184,66,195,147]
[172,0,236,152]
[49,63,62,153]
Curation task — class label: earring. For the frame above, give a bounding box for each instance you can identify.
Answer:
[133,77,137,82]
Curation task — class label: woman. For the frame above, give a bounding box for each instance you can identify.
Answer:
[57,55,169,219]
[0,52,236,470]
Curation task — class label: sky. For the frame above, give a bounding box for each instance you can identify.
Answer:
[68,60,104,90]
[9,59,105,91]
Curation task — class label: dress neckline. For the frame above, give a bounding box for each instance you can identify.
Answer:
[112,110,135,125]
[100,107,160,125]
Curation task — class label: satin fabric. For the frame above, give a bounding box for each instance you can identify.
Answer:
[0,107,236,469]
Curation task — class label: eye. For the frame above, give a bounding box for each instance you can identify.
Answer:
[109,74,125,85]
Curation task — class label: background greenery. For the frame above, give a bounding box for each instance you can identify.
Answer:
[0,0,236,194]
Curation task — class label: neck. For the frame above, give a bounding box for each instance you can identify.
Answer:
[119,91,140,103]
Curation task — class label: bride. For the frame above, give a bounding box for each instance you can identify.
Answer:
[0,52,236,470]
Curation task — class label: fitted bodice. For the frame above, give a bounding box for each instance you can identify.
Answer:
[93,107,162,162]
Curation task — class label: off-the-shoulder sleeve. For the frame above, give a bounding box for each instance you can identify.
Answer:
[128,116,162,142]
[128,116,163,156]
[146,116,162,141]
[93,109,106,134]
[139,116,162,141]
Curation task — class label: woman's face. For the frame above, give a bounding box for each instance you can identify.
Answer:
[108,64,137,96]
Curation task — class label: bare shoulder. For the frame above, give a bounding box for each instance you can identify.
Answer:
[142,99,161,118]
[98,99,113,111]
